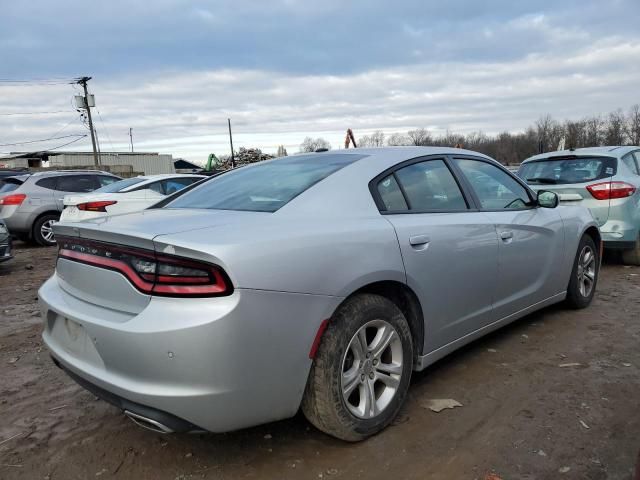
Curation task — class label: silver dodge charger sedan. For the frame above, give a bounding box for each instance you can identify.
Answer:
[39,147,600,441]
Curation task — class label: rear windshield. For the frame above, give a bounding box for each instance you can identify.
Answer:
[94,177,146,193]
[519,156,617,185]
[0,178,24,194]
[165,153,365,212]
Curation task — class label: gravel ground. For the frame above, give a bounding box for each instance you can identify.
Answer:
[1,242,639,480]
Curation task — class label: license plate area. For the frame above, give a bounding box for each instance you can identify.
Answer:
[48,313,104,367]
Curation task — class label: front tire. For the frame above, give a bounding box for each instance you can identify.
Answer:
[302,293,413,442]
[565,235,599,309]
[33,214,59,247]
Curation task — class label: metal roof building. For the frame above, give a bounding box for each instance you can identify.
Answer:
[0,151,175,175]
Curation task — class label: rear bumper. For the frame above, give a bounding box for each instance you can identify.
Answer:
[39,274,342,433]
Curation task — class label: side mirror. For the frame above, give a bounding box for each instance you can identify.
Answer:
[537,190,559,208]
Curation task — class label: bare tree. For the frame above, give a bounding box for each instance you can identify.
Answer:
[583,115,604,147]
[386,133,411,146]
[627,105,640,145]
[299,137,331,153]
[605,109,626,145]
[407,128,432,146]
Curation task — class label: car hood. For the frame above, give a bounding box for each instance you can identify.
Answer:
[53,208,271,250]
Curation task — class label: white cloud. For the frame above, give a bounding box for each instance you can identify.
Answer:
[1,37,639,163]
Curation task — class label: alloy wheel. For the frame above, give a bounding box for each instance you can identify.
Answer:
[341,319,404,419]
[577,245,596,297]
[41,219,57,244]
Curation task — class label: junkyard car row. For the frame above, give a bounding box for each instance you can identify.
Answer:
[1,146,639,442]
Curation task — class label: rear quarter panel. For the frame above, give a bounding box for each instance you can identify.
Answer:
[153,216,406,297]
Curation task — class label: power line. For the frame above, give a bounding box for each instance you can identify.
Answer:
[0,134,88,154]
[0,110,70,116]
[96,108,116,152]
[0,134,86,147]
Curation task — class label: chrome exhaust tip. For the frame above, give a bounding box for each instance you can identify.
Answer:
[124,410,174,434]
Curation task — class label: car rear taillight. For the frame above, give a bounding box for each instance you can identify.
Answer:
[586,181,636,200]
[77,200,117,212]
[56,237,232,297]
[0,193,27,206]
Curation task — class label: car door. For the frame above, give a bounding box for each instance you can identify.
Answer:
[373,157,499,353]
[452,157,565,320]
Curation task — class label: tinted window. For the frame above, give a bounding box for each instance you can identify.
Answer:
[624,153,640,175]
[36,177,57,190]
[97,175,120,187]
[518,156,616,185]
[377,175,408,211]
[93,177,146,193]
[146,181,165,194]
[392,160,467,211]
[455,159,532,210]
[0,180,20,194]
[163,178,199,195]
[167,154,365,212]
[56,175,98,193]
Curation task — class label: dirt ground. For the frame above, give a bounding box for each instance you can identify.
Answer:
[1,242,639,480]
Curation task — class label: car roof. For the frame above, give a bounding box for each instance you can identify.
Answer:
[28,170,119,178]
[522,146,640,163]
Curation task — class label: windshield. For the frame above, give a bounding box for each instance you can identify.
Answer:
[165,153,365,212]
[93,177,146,193]
[518,156,616,185]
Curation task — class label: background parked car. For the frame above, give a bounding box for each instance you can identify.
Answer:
[41,148,599,441]
[518,146,640,264]
[60,174,206,223]
[0,218,12,263]
[0,170,121,246]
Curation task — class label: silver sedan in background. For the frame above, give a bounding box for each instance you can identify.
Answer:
[39,147,600,441]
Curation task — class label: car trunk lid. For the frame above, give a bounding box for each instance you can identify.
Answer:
[51,209,267,313]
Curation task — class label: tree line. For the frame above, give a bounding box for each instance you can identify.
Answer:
[299,105,640,165]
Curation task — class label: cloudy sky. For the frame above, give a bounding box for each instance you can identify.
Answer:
[1,0,639,163]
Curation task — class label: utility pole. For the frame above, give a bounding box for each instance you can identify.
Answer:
[77,76,99,166]
[129,128,134,152]
[228,118,235,168]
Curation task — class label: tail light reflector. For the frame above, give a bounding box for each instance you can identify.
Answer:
[56,237,232,297]
[0,193,27,206]
[77,200,117,212]
[586,181,636,200]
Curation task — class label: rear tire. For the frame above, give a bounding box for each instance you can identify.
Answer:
[301,293,413,442]
[33,214,59,247]
[565,235,599,309]
[621,235,640,266]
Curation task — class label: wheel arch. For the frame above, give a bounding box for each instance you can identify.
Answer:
[583,225,602,255]
[334,280,425,358]
[31,210,61,238]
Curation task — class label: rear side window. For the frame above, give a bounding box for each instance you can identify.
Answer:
[519,156,616,185]
[97,175,120,187]
[0,180,21,194]
[393,160,467,211]
[163,178,199,195]
[377,175,408,211]
[56,175,98,193]
[166,154,366,212]
[36,177,57,190]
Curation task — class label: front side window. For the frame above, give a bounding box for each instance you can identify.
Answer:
[166,154,365,212]
[455,159,532,210]
[97,175,120,187]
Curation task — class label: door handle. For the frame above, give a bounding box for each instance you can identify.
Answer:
[499,231,513,241]
[409,235,431,247]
